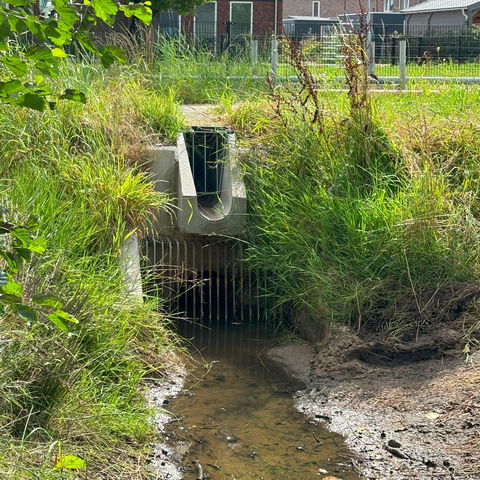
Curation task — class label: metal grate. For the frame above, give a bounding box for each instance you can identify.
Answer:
[184,127,231,209]
[142,236,279,327]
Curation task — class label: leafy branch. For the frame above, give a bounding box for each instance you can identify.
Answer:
[0,0,153,110]
[0,212,77,332]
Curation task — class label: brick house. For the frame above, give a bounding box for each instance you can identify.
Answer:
[175,1,283,37]
[283,0,425,18]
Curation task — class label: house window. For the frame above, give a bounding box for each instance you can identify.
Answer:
[195,2,217,38]
[400,0,409,9]
[384,0,394,11]
[312,1,320,17]
[230,2,253,36]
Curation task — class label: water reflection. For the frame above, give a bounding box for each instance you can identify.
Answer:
[167,321,362,480]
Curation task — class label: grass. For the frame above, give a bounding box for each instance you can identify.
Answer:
[0,58,185,479]
[224,71,480,338]
[1,29,480,479]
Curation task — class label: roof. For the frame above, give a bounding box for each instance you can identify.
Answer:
[402,0,480,13]
[285,16,338,22]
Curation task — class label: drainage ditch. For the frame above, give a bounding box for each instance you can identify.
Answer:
[139,126,362,479]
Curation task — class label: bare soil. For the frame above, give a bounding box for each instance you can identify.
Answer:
[293,326,480,480]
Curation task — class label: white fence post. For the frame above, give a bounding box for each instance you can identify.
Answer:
[368,40,376,76]
[271,37,278,84]
[399,39,407,90]
[250,39,259,64]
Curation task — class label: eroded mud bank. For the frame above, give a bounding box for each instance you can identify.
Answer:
[288,328,480,480]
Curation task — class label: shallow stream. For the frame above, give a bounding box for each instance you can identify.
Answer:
[166,322,362,480]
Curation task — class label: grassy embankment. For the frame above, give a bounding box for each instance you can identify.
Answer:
[1,33,478,477]
[0,59,184,479]
[145,35,480,342]
[222,64,480,341]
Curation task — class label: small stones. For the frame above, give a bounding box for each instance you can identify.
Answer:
[297,446,305,451]
[314,414,331,421]
[387,439,402,449]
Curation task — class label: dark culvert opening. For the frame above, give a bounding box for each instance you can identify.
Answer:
[184,126,231,209]
[177,271,237,324]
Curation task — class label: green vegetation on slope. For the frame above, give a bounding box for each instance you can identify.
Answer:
[228,79,480,339]
[0,62,184,479]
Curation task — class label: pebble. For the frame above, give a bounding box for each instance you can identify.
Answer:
[387,439,402,449]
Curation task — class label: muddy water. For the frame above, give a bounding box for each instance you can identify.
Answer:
[167,322,362,480]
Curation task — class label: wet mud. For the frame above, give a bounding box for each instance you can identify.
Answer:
[296,327,480,480]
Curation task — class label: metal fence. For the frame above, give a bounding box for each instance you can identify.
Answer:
[150,21,480,87]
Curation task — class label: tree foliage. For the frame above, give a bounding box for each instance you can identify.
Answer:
[151,0,206,13]
[0,211,78,332]
[0,0,155,110]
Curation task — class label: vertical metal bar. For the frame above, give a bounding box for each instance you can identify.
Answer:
[159,239,164,309]
[215,133,219,200]
[248,266,252,325]
[216,243,220,323]
[232,243,237,322]
[175,239,180,284]
[208,243,212,351]
[270,37,278,85]
[208,243,212,326]
[239,244,244,324]
[192,240,196,320]
[192,130,195,195]
[215,243,220,352]
[250,39,258,63]
[200,241,204,320]
[184,240,189,331]
[256,268,260,340]
[198,242,204,345]
[224,243,228,324]
[368,40,375,76]
[264,273,269,332]
[167,238,173,314]
[204,131,207,194]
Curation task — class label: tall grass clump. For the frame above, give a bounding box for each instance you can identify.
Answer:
[239,28,480,339]
[0,59,183,479]
[148,34,269,104]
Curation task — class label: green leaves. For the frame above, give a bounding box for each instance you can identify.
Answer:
[0,215,78,332]
[87,0,119,25]
[32,294,63,309]
[1,56,27,76]
[0,0,154,110]
[14,304,37,323]
[16,93,45,110]
[120,3,152,24]
[54,455,86,469]
[48,309,78,332]
[99,45,126,68]
[60,89,86,104]
[2,276,23,296]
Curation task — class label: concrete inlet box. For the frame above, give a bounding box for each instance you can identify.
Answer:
[148,127,247,237]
